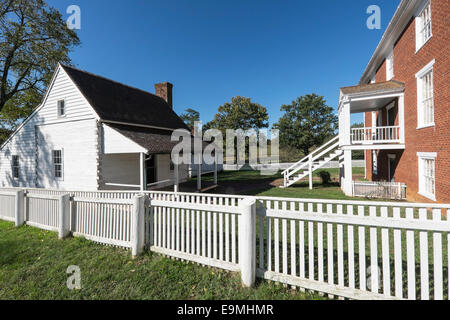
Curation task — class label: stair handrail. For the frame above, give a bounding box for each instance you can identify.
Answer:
[282,136,339,175]
[286,140,340,179]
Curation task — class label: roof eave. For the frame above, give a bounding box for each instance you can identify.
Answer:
[359,0,424,84]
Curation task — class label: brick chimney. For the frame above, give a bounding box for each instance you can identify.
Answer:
[154,82,173,109]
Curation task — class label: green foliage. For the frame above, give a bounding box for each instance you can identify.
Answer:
[205,96,268,132]
[179,108,200,132]
[0,0,80,133]
[273,94,337,155]
[316,170,331,185]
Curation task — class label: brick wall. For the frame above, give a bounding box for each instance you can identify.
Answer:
[364,0,449,203]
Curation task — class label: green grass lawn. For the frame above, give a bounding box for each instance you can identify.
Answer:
[0,220,322,300]
[194,167,369,201]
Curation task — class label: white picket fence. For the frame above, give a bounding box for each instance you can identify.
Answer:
[0,187,449,300]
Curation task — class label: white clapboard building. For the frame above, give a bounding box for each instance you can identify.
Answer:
[0,64,210,191]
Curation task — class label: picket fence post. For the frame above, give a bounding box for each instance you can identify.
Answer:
[14,189,24,227]
[239,197,256,287]
[58,194,71,239]
[132,194,146,257]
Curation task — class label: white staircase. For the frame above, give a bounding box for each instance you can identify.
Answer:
[281,136,342,188]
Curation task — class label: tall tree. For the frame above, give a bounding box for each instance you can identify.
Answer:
[205,96,268,132]
[0,0,80,133]
[273,94,337,155]
[179,108,200,132]
[205,96,269,163]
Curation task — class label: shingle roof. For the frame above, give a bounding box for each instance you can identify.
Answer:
[61,64,189,131]
[340,80,405,95]
[106,123,213,155]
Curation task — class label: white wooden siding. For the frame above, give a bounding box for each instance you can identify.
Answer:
[101,153,141,189]
[35,120,98,190]
[102,124,146,154]
[0,65,98,189]
[156,154,189,188]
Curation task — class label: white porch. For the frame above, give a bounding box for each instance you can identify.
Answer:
[100,123,219,192]
[338,81,406,196]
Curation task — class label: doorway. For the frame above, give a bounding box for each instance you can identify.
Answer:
[388,154,396,182]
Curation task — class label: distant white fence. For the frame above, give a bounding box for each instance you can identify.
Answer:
[223,160,365,171]
[1,187,449,300]
[353,181,407,200]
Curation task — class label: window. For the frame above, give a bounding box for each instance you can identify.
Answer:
[416,60,435,128]
[53,150,63,179]
[57,100,65,117]
[416,2,432,51]
[12,155,19,179]
[386,49,394,80]
[417,152,436,200]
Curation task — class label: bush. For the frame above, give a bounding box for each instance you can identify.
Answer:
[317,170,331,185]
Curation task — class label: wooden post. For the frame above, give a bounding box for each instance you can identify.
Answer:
[147,197,153,247]
[14,189,24,227]
[58,194,70,239]
[308,154,313,190]
[197,153,202,191]
[239,197,256,287]
[140,153,145,192]
[343,150,353,196]
[213,152,218,185]
[174,162,179,193]
[132,194,146,257]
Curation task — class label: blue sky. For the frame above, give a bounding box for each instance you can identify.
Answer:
[48,0,399,126]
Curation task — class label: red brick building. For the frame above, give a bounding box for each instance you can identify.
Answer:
[338,0,449,203]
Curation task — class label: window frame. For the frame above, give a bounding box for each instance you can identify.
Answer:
[415,1,432,52]
[416,59,435,129]
[52,149,64,180]
[417,152,436,201]
[12,155,20,179]
[57,99,66,118]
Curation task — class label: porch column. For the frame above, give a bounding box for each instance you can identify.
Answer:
[343,150,353,196]
[197,153,202,191]
[340,100,351,146]
[371,111,377,140]
[213,152,218,185]
[173,157,179,193]
[139,152,146,192]
[398,94,405,143]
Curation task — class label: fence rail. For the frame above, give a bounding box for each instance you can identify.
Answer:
[1,187,449,300]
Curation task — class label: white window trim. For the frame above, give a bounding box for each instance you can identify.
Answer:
[415,1,432,53]
[53,149,64,180]
[416,59,435,129]
[417,152,436,201]
[57,99,66,118]
[12,155,20,180]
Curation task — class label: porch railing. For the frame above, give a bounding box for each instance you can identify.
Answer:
[352,181,406,200]
[351,126,401,144]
